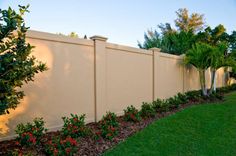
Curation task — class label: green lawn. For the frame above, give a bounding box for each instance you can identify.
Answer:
[104,92,236,156]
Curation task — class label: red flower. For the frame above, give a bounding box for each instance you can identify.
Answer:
[53,149,58,156]
[110,126,116,132]
[15,141,20,145]
[66,148,71,154]
[95,131,101,135]
[48,140,52,145]
[67,137,77,146]
[73,118,78,122]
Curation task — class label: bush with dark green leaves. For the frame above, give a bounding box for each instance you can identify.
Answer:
[185,90,202,102]
[216,84,236,94]
[166,96,182,109]
[140,102,156,118]
[0,5,47,115]
[176,93,188,104]
[61,114,89,138]
[152,99,170,113]
[98,112,119,140]
[152,99,163,112]
[15,118,47,147]
[123,105,141,122]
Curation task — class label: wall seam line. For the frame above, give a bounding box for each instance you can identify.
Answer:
[152,51,155,101]
[93,40,97,122]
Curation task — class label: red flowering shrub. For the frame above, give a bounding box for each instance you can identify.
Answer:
[98,112,119,140]
[15,118,47,147]
[124,105,141,122]
[45,136,77,156]
[61,114,89,138]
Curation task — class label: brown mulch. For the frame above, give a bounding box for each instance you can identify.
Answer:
[0,99,222,156]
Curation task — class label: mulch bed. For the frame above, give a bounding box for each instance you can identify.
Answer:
[0,98,222,156]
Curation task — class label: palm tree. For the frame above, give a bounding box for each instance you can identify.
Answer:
[208,43,228,94]
[184,43,213,96]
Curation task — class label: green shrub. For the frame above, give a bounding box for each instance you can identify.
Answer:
[152,99,163,112]
[124,105,141,122]
[140,102,156,118]
[166,96,183,109]
[216,87,229,94]
[98,112,119,140]
[185,90,202,101]
[61,114,89,138]
[0,6,47,115]
[230,84,236,90]
[208,92,224,101]
[159,101,170,112]
[45,136,78,156]
[216,84,236,94]
[176,93,188,104]
[15,118,47,147]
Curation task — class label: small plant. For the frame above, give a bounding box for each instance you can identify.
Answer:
[152,99,163,112]
[152,99,170,112]
[208,92,224,101]
[140,102,156,118]
[15,117,47,147]
[61,114,89,138]
[159,100,170,112]
[98,112,119,140]
[124,105,141,122]
[166,96,182,109]
[176,93,188,104]
[45,136,78,156]
[216,84,236,94]
[185,90,202,102]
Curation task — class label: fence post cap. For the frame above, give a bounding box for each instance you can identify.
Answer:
[149,47,161,51]
[90,35,108,41]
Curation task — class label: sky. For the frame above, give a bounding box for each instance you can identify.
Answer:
[1,0,236,47]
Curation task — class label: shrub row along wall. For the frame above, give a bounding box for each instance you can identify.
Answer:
[0,30,232,140]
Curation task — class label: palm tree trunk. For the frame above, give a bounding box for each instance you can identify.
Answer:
[209,68,216,95]
[199,69,207,96]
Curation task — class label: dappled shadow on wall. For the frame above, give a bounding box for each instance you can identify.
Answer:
[0,97,29,136]
[0,41,54,137]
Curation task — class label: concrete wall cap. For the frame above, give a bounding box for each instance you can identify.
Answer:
[149,47,161,51]
[90,35,108,41]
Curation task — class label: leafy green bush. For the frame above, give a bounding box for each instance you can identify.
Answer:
[140,102,156,118]
[45,136,78,156]
[152,99,170,113]
[152,99,163,112]
[159,101,170,112]
[216,84,236,94]
[230,84,236,90]
[176,93,188,104]
[185,90,202,102]
[98,112,119,140]
[166,96,182,109]
[61,114,89,138]
[208,92,224,101]
[124,105,141,122]
[15,118,47,147]
[0,5,47,115]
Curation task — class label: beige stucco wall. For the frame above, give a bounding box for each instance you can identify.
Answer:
[106,44,153,116]
[0,30,229,140]
[153,51,184,99]
[0,31,95,140]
